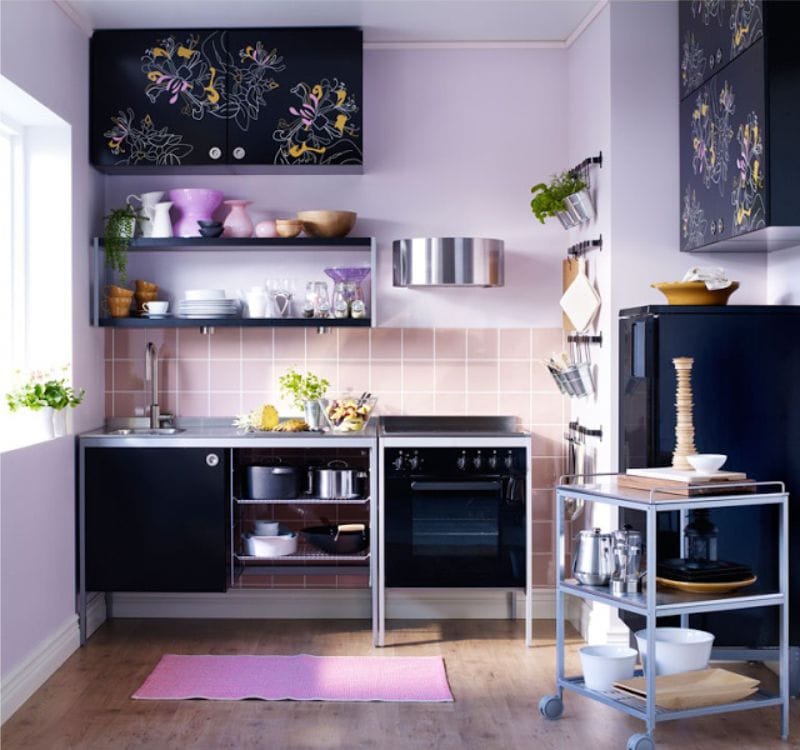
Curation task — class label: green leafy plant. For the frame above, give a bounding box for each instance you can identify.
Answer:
[6,368,85,412]
[278,368,330,410]
[104,204,144,286]
[529,172,587,224]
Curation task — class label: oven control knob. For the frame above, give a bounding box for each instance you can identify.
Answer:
[488,451,498,470]
[456,451,467,471]
[392,452,405,471]
[472,451,482,470]
[407,452,420,471]
[504,451,514,469]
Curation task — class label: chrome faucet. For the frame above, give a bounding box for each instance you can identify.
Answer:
[145,341,160,429]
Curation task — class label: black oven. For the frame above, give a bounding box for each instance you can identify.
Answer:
[383,447,527,587]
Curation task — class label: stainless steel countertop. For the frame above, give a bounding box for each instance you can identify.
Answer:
[79,417,378,447]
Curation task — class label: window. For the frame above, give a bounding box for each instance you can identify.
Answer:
[0,75,73,449]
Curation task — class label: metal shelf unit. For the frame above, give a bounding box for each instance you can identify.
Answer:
[540,479,790,749]
[230,438,379,644]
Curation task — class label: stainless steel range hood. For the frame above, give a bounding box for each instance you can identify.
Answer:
[392,237,504,287]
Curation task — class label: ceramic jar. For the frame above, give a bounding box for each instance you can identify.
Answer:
[168,189,224,237]
[223,200,254,238]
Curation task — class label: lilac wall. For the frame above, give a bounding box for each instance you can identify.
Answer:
[0,0,98,689]
[104,47,570,328]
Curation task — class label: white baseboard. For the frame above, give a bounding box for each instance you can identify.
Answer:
[108,588,558,621]
[1,615,80,724]
[86,592,107,638]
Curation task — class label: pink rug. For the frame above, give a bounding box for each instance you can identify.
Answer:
[132,654,453,702]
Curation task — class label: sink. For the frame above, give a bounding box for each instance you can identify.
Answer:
[104,427,186,436]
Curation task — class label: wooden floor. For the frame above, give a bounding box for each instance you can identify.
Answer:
[1,619,797,749]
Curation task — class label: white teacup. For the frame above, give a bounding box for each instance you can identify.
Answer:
[142,300,169,315]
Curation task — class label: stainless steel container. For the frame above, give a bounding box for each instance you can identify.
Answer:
[392,237,504,287]
[573,528,614,585]
[244,465,299,499]
[309,461,364,499]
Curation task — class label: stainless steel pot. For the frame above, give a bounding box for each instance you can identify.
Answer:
[573,527,614,585]
[309,460,365,499]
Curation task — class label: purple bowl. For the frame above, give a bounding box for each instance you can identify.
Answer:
[169,189,224,237]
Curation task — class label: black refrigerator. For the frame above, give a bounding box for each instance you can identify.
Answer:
[618,305,800,694]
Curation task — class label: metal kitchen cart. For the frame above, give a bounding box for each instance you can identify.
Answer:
[539,478,790,750]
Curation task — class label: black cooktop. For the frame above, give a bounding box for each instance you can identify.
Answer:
[380,416,526,437]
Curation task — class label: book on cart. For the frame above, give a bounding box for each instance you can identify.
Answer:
[617,467,754,497]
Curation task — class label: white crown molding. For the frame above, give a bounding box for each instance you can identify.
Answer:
[565,0,609,48]
[1,615,80,724]
[364,40,566,50]
[53,0,93,37]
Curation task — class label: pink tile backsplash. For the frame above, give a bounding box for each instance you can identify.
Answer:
[105,326,566,588]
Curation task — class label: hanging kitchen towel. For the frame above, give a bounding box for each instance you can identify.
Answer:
[682,266,731,290]
[559,257,601,332]
[562,257,580,332]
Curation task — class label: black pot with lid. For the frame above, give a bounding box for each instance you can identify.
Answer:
[244,463,299,499]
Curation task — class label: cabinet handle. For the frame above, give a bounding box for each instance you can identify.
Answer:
[206,453,220,467]
[232,147,246,160]
[709,54,715,69]
[208,146,223,160]
[710,220,717,235]
[717,218,724,234]
[716,48,722,63]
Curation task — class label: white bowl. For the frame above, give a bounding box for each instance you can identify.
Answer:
[687,454,727,474]
[185,288,225,300]
[253,520,281,536]
[243,532,297,558]
[635,627,714,675]
[579,645,637,691]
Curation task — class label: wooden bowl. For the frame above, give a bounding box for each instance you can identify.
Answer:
[296,210,357,238]
[274,219,302,239]
[651,281,739,305]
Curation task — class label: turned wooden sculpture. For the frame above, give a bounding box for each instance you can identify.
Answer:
[672,356,697,470]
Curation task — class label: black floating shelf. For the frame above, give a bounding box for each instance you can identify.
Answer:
[567,235,603,258]
[96,236,373,250]
[99,317,371,328]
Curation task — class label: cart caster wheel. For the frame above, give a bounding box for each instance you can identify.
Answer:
[538,695,564,720]
[626,733,655,750]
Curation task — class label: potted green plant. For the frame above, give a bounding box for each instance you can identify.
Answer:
[278,368,330,431]
[5,367,85,439]
[104,203,144,286]
[530,172,594,228]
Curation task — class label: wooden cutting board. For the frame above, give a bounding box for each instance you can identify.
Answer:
[613,668,760,710]
[562,257,580,331]
[559,257,601,333]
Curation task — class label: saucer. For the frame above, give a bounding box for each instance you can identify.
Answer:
[142,313,171,319]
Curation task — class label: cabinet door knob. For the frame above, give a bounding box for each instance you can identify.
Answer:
[208,146,223,160]
[206,453,220,467]
[709,54,715,69]
[710,220,717,235]
[717,218,724,234]
[232,147,246,160]
[716,48,722,63]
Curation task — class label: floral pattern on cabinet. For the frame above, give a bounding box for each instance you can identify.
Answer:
[690,81,734,195]
[732,111,766,235]
[682,186,709,251]
[103,109,194,166]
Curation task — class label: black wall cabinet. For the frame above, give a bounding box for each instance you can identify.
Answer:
[85,447,228,592]
[90,27,362,172]
[679,1,800,252]
[679,0,763,98]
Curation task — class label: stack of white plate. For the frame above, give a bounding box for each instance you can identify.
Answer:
[178,290,239,318]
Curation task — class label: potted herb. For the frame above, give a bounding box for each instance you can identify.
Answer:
[104,203,144,286]
[5,367,85,439]
[278,368,330,431]
[530,172,594,228]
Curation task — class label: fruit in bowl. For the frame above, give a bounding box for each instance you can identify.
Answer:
[321,396,377,433]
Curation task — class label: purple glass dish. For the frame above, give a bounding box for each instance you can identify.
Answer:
[169,189,224,237]
[323,267,372,284]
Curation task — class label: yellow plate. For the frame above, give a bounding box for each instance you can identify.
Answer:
[656,575,757,594]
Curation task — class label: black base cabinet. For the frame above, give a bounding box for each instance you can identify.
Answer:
[84,448,228,592]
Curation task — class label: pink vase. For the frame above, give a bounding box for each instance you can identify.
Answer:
[223,200,254,238]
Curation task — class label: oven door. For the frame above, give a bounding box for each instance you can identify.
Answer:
[384,476,525,587]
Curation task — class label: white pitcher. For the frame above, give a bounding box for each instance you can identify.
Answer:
[150,201,174,238]
[127,191,165,237]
